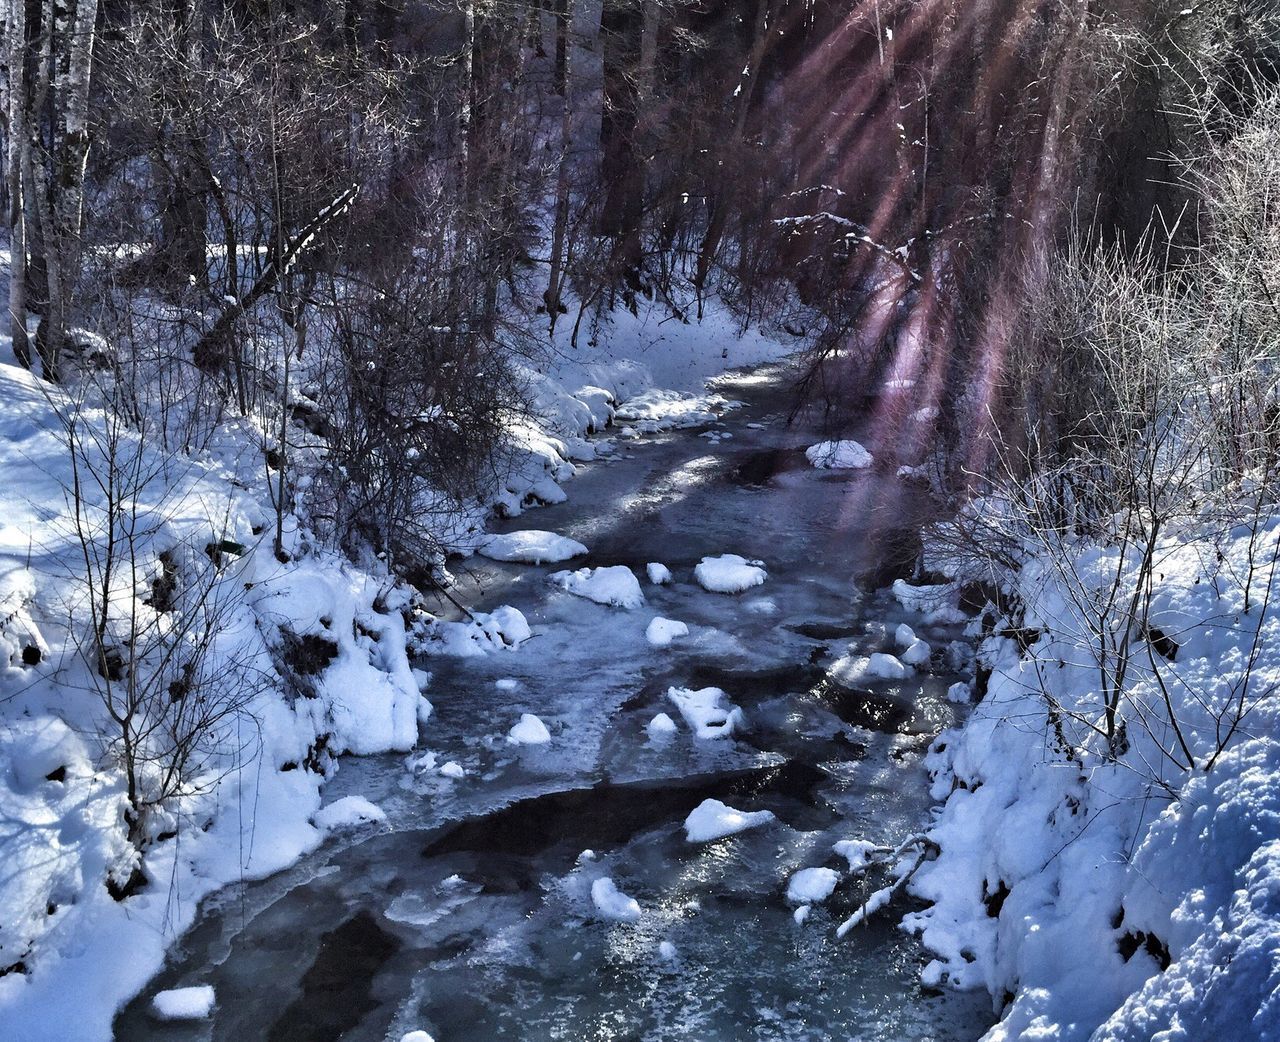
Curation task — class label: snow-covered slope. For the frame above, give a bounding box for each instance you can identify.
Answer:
[904,518,1280,1040]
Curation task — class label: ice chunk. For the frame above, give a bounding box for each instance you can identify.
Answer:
[508,713,551,745]
[694,554,767,594]
[548,565,645,608]
[806,439,873,469]
[658,940,677,960]
[668,686,743,739]
[900,638,931,666]
[684,798,775,842]
[151,986,216,1021]
[646,562,672,584]
[646,617,689,647]
[313,796,387,831]
[794,905,811,924]
[786,867,840,905]
[495,677,520,691]
[477,530,588,564]
[440,761,466,779]
[591,877,642,923]
[646,712,678,738]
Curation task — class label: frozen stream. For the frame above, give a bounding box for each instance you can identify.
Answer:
[115,362,995,1041]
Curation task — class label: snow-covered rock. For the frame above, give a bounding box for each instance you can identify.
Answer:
[667,686,744,739]
[477,530,588,564]
[900,638,932,667]
[945,682,971,704]
[829,652,909,686]
[439,761,466,779]
[400,1032,436,1042]
[694,554,767,594]
[806,439,873,469]
[591,877,642,923]
[507,713,551,745]
[547,565,645,608]
[684,799,775,842]
[895,623,917,647]
[646,617,689,647]
[312,796,387,831]
[151,986,216,1021]
[646,712,678,739]
[646,562,672,585]
[786,867,840,905]
[833,839,880,873]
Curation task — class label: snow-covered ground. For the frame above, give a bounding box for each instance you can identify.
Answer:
[898,516,1280,1040]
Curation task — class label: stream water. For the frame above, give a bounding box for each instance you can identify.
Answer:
[114,361,995,1041]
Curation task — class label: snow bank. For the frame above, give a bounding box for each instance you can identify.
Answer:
[507,713,552,745]
[684,799,775,842]
[591,877,642,923]
[694,554,767,594]
[806,439,873,469]
[477,530,587,564]
[905,516,1280,1040]
[667,686,744,739]
[645,617,689,647]
[151,986,215,1021]
[547,565,645,608]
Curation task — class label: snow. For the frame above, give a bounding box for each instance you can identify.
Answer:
[683,798,775,842]
[151,986,216,1021]
[646,712,678,739]
[439,761,466,779]
[400,1032,436,1042]
[945,681,972,704]
[667,686,744,739]
[507,713,552,745]
[829,651,909,685]
[547,565,645,608]
[805,439,873,469]
[900,637,932,666]
[833,839,881,873]
[646,562,672,585]
[591,877,642,923]
[477,530,588,564]
[645,616,689,647]
[694,554,767,594]
[894,623,917,647]
[793,905,812,925]
[312,796,387,831]
[902,514,1280,1040]
[786,867,840,905]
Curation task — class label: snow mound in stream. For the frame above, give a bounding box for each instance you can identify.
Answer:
[684,799,775,842]
[547,565,645,608]
[591,877,642,923]
[786,867,840,905]
[646,617,689,647]
[151,986,216,1021]
[829,651,910,685]
[806,439,873,469]
[667,686,743,739]
[312,796,387,831]
[477,530,587,564]
[694,554,767,593]
[507,713,552,745]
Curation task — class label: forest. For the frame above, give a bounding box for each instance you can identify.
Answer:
[0,1,1278,1040]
